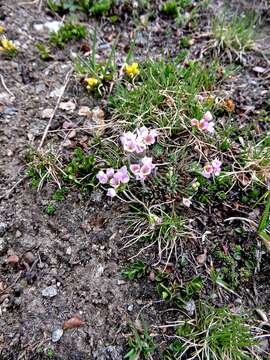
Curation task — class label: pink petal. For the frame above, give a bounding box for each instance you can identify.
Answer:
[106,168,115,177]
[191,118,199,126]
[130,164,140,174]
[183,198,192,207]
[107,188,117,198]
[203,111,213,122]
[96,171,108,184]
[143,134,156,145]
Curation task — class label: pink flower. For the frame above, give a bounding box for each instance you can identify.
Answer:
[143,129,158,145]
[107,188,117,198]
[124,140,138,153]
[135,142,146,154]
[203,111,213,122]
[106,168,114,177]
[137,126,148,138]
[121,132,137,153]
[140,164,152,177]
[212,159,222,176]
[96,170,108,184]
[191,112,215,134]
[205,121,215,134]
[202,159,222,178]
[110,173,122,188]
[191,118,199,126]
[183,198,192,207]
[130,164,140,175]
[202,164,213,178]
[118,166,130,183]
[121,127,157,154]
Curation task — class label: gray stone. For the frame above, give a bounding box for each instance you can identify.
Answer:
[0,238,7,255]
[41,286,58,298]
[51,328,63,343]
[0,222,8,236]
[127,304,133,312]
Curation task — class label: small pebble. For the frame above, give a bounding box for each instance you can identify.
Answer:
[52,328,63,343]
[127,304,133,312]
[23,252,35,265]
[0,222,8,236]
[41,286,58,298]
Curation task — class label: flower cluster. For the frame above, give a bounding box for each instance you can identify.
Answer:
[0,26,4,34]
[121,127,158,154]
[96,166,130,198]
[202,159,222,178]
[191,111,214,134]
[96,126,158,198]
[85,77,99,90]
[124,62,140,78]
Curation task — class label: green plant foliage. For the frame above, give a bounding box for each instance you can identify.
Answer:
[63,147,97,190]
[125,322,156,360]
[50,21,87,48]
[122,261,148,280]
[164,302,257,360]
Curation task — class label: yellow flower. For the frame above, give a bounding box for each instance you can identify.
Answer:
[124,62,140,78]
[0,26,5,34]
[85,77,99,89]
[0,38,17,52]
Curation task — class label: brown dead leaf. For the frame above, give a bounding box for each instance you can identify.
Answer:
[63,315,85,330]
[6,255,19,266]
[68,129,77,139]
[238,174,250,186]
[197,250,207,265]
[222,99,235,113]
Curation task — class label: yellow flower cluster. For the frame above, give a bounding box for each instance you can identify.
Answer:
[124,62,140,78]
[85,77,99,89]
[0,26,5,34]
[0,38,17,53]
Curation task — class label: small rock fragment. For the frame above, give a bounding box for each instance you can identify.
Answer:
[78,106,91,117]
[23,252,35,265]
[63,315,84,330]
[184,299,196,315]
[127,304,133,312]
[41,108,54,119]
[59,100,76,112]
[52,328,63,343]
[44,21,62,32]
[50,86,64,98]
[197,250,207,265]
[0,222,8,236]
[253,66,266,74]
[41,286,58,298]
[0,239,7,255]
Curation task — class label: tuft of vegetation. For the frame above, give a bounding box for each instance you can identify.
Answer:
[63,147,97,190]
[211,11,258,61]
[91,0,112,16]
[122,261,148,280]
[36,42,52,60]
[49,21,87,48]
[125,322,156,360]
[164,302,258,360]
